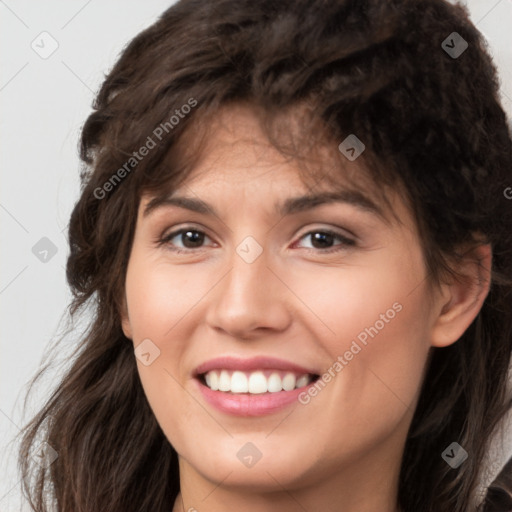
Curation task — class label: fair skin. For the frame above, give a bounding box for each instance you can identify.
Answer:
[121,104,491,512]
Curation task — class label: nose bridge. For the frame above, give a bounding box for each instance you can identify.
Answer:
[206,234,290,337]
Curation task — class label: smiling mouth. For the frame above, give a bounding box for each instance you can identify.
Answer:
[198,369,320,394]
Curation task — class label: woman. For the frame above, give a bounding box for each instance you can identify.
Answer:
[17,0,512,511]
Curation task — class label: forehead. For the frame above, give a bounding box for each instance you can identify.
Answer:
[139,102,408,226]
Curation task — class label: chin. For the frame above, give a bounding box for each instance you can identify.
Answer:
[182,438,319,492]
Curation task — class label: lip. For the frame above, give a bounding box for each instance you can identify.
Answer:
[196,381,315,416]
[193,356,320,417]
[194,356,318,377]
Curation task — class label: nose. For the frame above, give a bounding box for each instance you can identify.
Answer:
[205,241,292,340]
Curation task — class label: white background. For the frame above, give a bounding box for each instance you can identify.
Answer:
[1,1,511,510]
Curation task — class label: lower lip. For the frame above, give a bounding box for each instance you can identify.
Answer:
[196,379,313,416]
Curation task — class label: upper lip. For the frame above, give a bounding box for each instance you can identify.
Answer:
[194,356,319,377]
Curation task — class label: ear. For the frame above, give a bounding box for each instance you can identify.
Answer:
[430,243,492,348]
[119,293,133,340]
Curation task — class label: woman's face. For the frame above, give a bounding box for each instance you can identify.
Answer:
[121,104,437,504]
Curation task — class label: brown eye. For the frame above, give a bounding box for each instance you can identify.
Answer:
[159,228,212,252]
[295,230,355,253]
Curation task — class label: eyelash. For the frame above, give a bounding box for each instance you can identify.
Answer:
[156,226,356,255]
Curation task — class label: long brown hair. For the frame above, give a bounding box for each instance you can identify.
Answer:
[17,0,512,510]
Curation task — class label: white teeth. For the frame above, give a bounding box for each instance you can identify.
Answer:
[267,372,282,393]
[218,370,231,392]
[202,369,314,394]
[248,371,267,394]
[209,370,219,391]
[231,371,248,393]
[282,372,296,391]
[296,374,310,388]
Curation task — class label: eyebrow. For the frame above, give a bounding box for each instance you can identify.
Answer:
[143,189,385,219]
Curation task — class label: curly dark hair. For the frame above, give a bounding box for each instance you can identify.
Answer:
[16,0,512,511]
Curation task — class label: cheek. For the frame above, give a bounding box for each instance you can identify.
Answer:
[124,253,213,339]
[124,259,196,451]
[293,245,431,416]
[123,253,217,438]
[292,245,429,350]
[123,256,183,389]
